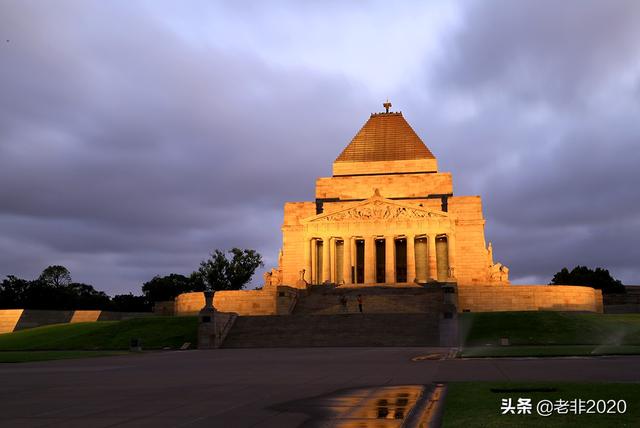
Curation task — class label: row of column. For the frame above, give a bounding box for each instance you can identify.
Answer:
[302,234,456,285]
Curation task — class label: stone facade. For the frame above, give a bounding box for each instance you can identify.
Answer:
[278,108,507,289]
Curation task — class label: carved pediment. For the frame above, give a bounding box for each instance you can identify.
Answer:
[304,194,448,224]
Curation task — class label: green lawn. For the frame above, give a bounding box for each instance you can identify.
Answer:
[0,316,197,351]
[460,312,640,346]
[0,350,129,363]
[442,382,640,428]
[461,345,640,358]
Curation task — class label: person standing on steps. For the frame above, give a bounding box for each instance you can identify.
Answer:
[339,295,348,313]
[357,294,363,313]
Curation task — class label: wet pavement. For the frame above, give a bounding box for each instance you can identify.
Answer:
[1,347,639,427]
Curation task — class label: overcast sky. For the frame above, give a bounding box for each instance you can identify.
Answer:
[1,0,639,294]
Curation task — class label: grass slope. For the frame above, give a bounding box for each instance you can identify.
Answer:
[442,382,640,428]
[460,312,640,346]
[0,316,197,351]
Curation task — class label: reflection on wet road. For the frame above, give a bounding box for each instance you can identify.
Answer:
[275,385,439,427]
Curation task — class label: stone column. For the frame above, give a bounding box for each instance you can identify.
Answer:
[447,233,456,280]
[385,236,395,284]
[406,235,416,284]
[342,237,351,285]
[428,236,437,281]
[364,236,375,284]
[303,237,311,284]
[322,237,331,283]
[311,238,318,284]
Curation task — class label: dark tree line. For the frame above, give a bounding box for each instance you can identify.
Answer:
[0,266,150,311]
[1,248,264,310]
[550,266,625,294]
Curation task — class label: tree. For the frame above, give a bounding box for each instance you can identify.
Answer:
[550,266,625,294]
[38,265,72,288]
[0,275,31,308]
[197,248,263,291]
[67,282,111,309]
[110,293,151,312]
[141,273,205,302]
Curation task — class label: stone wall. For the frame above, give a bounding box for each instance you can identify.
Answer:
[0,309,24,334]
[332,158,438,176]
[448,196,493,285]
[315,172,452,200]
[175,290,277,315]
[0,309,154,334]
[153,301,176,316]
[457,284,603,313]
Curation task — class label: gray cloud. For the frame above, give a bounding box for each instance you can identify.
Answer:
[1,0,639,294]
[421,0,640,283]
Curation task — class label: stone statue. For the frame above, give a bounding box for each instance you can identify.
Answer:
[263,270,273,287]
[270,267,282,286]
[489,262,509,284]
[296,269,309,288]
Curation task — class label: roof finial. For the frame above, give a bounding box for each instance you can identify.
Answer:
[383,99,392,113]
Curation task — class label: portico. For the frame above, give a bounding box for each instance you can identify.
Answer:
[300,192,456,285]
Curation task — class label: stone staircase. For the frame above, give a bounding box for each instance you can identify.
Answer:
[292,285,444,315]
[221,313,441,348]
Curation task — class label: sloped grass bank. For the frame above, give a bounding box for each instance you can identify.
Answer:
[0,316,197,351]
[460,312,640,346]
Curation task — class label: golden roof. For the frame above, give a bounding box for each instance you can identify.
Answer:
[335,112,435,163]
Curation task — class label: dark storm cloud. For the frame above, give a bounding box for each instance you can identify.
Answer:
[0,1,370,293]
[1,0,639,293]
[423,0,640,283]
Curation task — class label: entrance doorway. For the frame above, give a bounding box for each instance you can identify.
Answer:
[375,238,385,283]
[315,240,323,284]
[335,240,344,284]
[395,238,407,283]
[355,239,365,284]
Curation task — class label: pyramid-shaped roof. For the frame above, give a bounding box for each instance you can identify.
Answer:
[335,112,435,163]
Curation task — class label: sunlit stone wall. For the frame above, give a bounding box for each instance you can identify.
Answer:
[457,284,603,313]
[175,290,277,315]
[0,309,153,333]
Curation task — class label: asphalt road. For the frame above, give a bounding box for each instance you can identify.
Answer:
[1,348,639,427]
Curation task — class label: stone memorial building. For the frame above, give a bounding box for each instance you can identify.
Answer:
[175,102,603,315]
[278,101,508,289]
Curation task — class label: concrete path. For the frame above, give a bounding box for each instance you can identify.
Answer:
[1,348,639,427]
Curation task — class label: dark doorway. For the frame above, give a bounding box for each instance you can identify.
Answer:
[375,239,385,283]
[355,239,365,283]
[315,240,323,284]
[395,238,407,283]
[335,240,344,284]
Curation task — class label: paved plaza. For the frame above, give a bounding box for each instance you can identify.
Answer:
[1,348,639,427]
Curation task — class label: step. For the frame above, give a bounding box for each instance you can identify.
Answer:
[222,313,441,348]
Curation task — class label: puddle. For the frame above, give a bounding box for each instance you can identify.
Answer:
[273,385,426,427]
